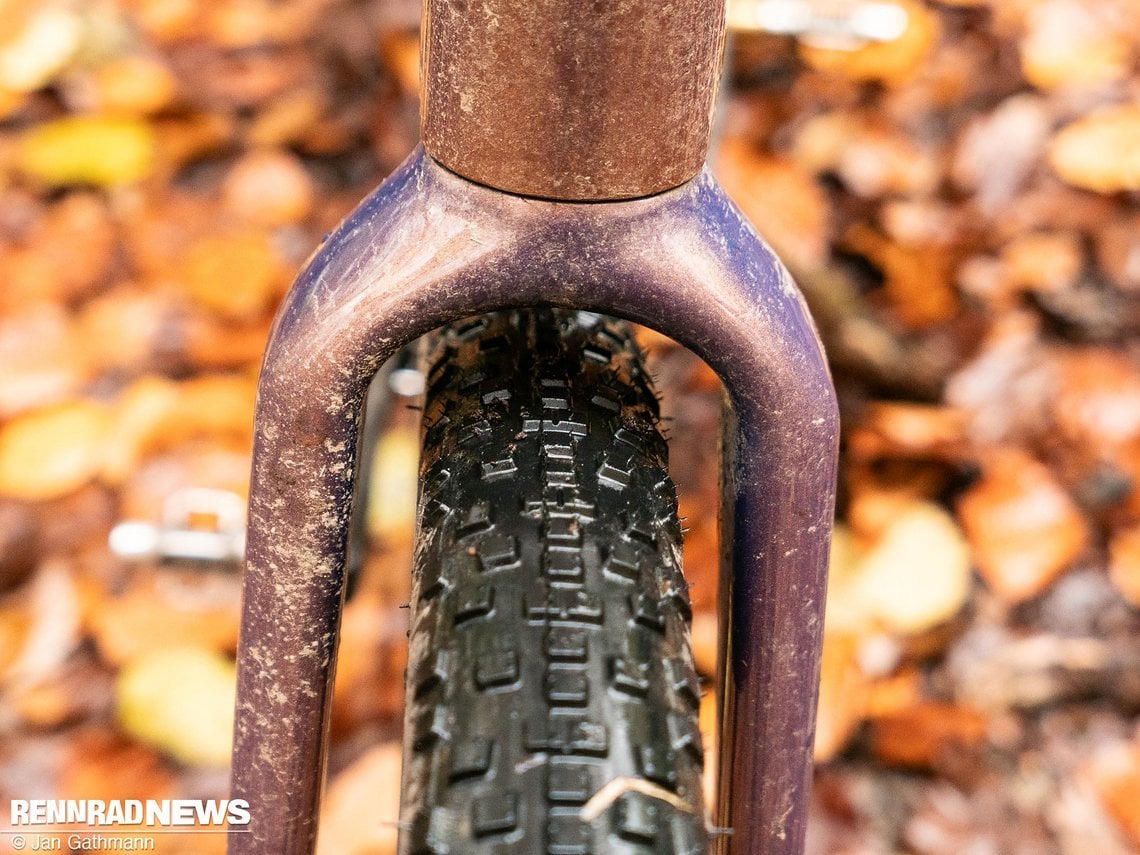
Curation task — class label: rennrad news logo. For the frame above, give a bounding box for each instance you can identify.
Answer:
[8,799,251,827]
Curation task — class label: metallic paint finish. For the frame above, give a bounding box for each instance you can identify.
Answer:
[228,147,838,855]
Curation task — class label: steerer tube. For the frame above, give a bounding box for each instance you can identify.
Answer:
[421,0,727,201]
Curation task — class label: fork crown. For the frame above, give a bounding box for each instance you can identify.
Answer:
[230,147,838,855]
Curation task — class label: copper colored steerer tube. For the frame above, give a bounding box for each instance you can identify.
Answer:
[229,2,839,854]
[422,0,726,200]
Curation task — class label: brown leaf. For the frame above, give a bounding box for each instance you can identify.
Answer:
[127,0,201,43]
[88,576,240,666]
[316,743,401,855]
[843,224,958,329]
[0,193,116,309]
[847,402,968,463]
[868,702,988,769]
[60,728,176,800]
[13,656,113,729]
[248,88,326,148]
[0,306,90,418]
[848,502,972,635]
[222,149,315,227]
[958,448,1089,603]
[76,55,179,116]
[814,632,871,762]
[1108,525,1140,607]
[1088,740,1140,849]
[151,113,235,179]
[795,113,941,199]
[951,94,1049,213]
[76,286,179,374]
[1020,0,1130,91]
[1000,231,1084,295]
[1096,212,1140,293]
[181,232,286,321]
[0,500,38,593]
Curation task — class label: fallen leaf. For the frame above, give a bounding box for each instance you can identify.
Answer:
[380,30,420,98]
[19,116,156,187]
[76,286,174,373]
[222,148,315,227]
[814,632,870,762]
[79,54,179,116]
[88,576,240,666]
[100,376,182,484]
[847,402,968,463]
[1050,348,1140,452]
[316,743,402,855]
[844,224,958,329]
[1095,212,1140,292]
[0,306,90,418]
[247,88,325,148]
[0,400,113,500]
[181,232,284,321]
[169,374,257,448]
[1049,106,1140,193]
[798,0,939,85]
[1108,525,1140,607]
[865,667,923,718]
[14,656,113,729]
[794,113,940,199]
[1001,231,1084,294]
[0,6,83,93]
[851,502,972,635]
[958,448,1089,603]
[3,560,82,691]
[868,702,987,769]
[11,192,117,303]
[1020,0,1130,91]
[0,594,32,676]
[60,729,176,800]
[128,0,200,43]
[116,646,236,767]
[1088,740,1140,848]
[152,112,235,177]
[951,94,1049,213]
[0,501,37,593]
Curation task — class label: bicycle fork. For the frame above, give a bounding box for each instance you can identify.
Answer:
[229,1,839,853]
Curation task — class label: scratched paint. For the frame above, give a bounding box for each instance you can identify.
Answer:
[229,148,838,855]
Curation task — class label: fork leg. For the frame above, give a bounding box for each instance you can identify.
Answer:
[712,393,835,852]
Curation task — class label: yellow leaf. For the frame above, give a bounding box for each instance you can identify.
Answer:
[0,400,112,500]
[367,427,420,544]
[1049,106,1140,193]
[19,115,156,187]
[853,502,971,634]
[116,646,236,767]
